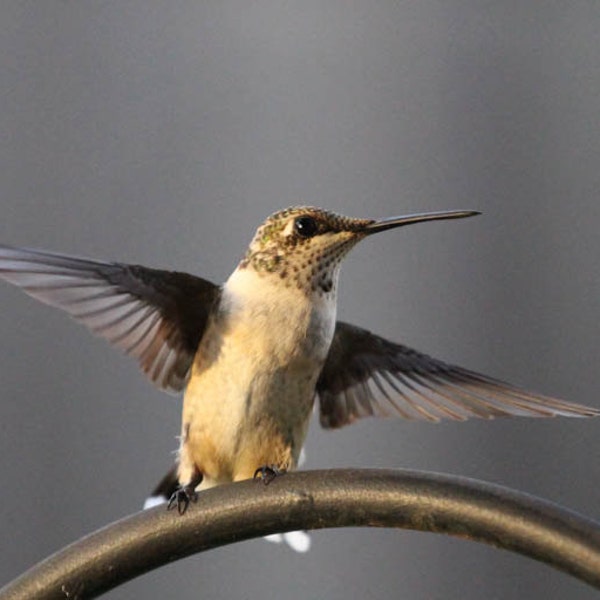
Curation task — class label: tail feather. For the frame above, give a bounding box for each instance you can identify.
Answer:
[143,464,179,509]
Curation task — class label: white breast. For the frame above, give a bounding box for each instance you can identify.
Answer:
[222,267,337,366]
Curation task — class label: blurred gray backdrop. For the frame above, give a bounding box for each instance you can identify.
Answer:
[1,2,599,599]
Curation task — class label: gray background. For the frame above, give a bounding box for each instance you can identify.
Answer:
[1,2,599,598]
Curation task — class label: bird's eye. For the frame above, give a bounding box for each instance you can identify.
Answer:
[294,216,318,238]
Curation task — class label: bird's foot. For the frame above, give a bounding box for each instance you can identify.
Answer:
[254,465,286,485]
[167,485,198,515]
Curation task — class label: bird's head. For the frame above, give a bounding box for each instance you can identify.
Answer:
[238,206,478,296]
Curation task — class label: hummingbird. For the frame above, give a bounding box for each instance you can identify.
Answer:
[0,207,597,515]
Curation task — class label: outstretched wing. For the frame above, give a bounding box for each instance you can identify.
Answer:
[316,321,598,428]
[0,244,220,392]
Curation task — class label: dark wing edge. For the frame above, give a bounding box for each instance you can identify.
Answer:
[316,321,599,429]
[0,244,220,392]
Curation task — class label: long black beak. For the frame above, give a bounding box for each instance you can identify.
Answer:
[363,210,480,235]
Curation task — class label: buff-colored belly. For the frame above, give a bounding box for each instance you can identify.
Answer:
[178,331,320,489]
[176,268,335,490]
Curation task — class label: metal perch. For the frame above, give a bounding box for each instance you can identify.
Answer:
[1,469,600,599]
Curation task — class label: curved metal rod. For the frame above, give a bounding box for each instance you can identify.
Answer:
[2,469,600,599]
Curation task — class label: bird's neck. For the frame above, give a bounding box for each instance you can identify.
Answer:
[224,265,338,312]
[221,266,338,364]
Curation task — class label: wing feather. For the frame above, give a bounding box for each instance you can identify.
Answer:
[0,244,220,392]
[317,321,599,428]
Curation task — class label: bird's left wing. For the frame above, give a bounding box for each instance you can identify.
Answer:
[0,244,220,392]
[316,321,598,428]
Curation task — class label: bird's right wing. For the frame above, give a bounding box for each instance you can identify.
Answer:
[0,244,220,392]
[316,321,598,429]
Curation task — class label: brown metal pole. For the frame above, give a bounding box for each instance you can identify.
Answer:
[1,469,599,599]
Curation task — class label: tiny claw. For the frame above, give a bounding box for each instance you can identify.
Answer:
[253,465,285,485]
[167,485,198,515]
